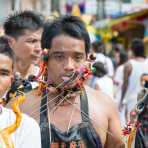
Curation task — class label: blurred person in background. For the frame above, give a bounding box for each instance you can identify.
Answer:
[92,41,114,78]
[88,61,114,99]
[120,38,148,122]
[4,10,44,79]
[112,43,125,69]
[113,49,128,127]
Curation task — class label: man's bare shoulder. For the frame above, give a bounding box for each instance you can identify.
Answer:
[84,85,115,108]
[84,85,119,146]
[84,85,123,147]
[84,85,119,124]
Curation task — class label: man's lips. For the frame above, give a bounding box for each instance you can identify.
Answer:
[61,72,77,82]
[31,54,40,59]
[60,73,79,89]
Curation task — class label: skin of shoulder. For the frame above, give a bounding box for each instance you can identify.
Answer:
[84,85,125,148]
[6,88,41,122]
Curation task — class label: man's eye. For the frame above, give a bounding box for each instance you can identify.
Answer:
[0,72,10,76]
[75,55,84,62]
[27,39,37,43]
[50,53,65,60]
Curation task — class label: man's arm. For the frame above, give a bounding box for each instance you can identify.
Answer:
[86,85,124,147]
[105,100,125,148]
[120,62,132,109]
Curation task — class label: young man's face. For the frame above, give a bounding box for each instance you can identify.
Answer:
[10,29,42,63]
[47,35,86,86]
[0,54,13,98]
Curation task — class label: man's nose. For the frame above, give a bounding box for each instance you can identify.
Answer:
[64,58,75,71]
[34,42,41,54]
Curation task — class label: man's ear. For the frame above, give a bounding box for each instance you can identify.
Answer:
[5,36,16,49]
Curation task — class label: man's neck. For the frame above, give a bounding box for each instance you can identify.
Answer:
[47,90,79,110]
[15,58,32,78]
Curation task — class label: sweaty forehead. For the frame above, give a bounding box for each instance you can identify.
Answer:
[50,35,85,53]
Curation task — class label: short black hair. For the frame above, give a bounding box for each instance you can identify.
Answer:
[92,41,106,54]
[0,36,14,60]
[131,38,145,57]
[41,15,90,55]
[92,61,107,78]
[119,50,128,65]
[4,10,44,38]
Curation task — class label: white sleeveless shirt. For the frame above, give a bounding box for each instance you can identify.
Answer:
[124,59,148,102]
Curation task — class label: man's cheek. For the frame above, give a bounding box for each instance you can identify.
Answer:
[4,79,12,88]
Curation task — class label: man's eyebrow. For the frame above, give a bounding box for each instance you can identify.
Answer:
[26,38,38,41]
[49,51,64,55]
[74,52,85,55]
[49,51,85,55]
[0,69,11,73]
[52,51,64,53]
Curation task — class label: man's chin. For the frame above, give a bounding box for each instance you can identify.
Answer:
[32,59,40,64]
